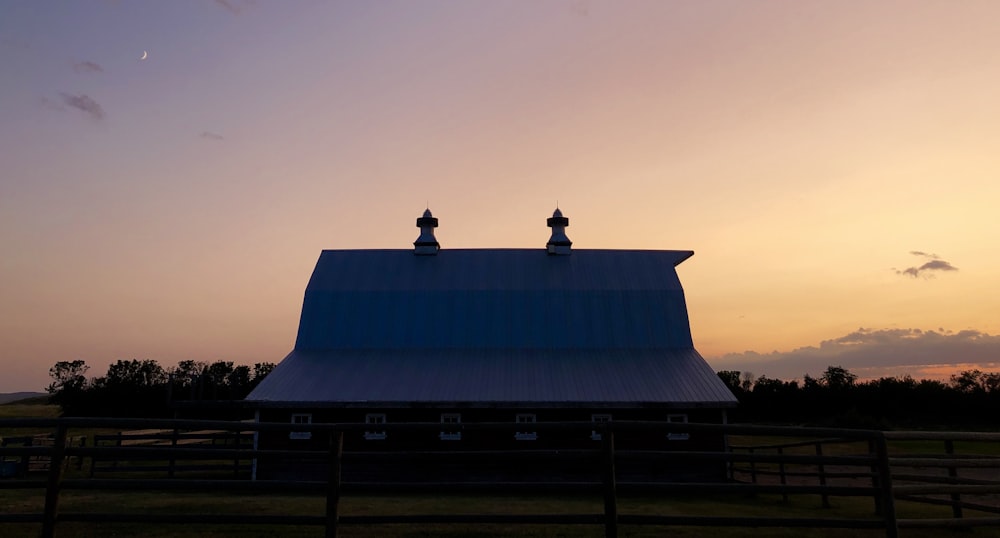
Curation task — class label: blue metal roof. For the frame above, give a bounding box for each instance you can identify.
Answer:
[246,248,736,406]
[295,249,696,350]
[247,348,737,407]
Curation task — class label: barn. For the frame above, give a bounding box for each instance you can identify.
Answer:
[245,208,737,480]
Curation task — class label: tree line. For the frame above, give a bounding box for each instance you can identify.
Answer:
[718,366,1000,429]
[46,359,275,417]
[46,359,1000,428]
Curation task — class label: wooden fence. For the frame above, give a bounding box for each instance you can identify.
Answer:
[2,418,999,538]
[0,434,86,476]
[89,428,252,477]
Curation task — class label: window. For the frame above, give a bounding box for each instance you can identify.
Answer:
[591,414,612,441]
[365,413,386,440]
[667,414,689,441]
[289,413,312,440]
[439,413,461,441]
[515,414,537,441]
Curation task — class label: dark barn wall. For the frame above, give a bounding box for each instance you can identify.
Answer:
[253,407,729,481]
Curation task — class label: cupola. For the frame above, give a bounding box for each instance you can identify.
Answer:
[546,207,572,255]
[413,208,440,255]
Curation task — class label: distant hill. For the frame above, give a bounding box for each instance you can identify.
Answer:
[0,392,47,405]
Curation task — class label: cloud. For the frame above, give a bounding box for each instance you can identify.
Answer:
[895,251,958,278]
[200,131,224,140]
[214,0,254,15]
[707,328,1000,381]
[59,93,105,120]
[73,61,104,74]
[38,96,66,112]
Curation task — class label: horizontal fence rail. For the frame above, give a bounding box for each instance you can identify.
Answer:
[883,430,1000,523]
[1,418,999,537]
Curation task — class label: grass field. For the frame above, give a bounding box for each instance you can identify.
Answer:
[0,402,61,439]
[4,404,1000,537]
[0,402,59,420]
[4,489,1000,538]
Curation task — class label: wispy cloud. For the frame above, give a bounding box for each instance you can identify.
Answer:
[59,93,106,120]
[200,131,224,140]
[213,0,254,15]
[38,96,65,112]
[73,61,104,74]
[895,251,958,278]
[709,328,1000,381]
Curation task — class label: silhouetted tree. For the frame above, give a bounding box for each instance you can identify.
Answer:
[948,369,1000,394]
[717,370,742,394]
[227,365,252,391]
[47,360,89,394]
[252,362,275,380]
[102,359,167,389]
[46,360,90,412]
[46,358,275,417]
[717,365,1000,428]
[82,359,170,416]
[820,365,858,389]
[170,359,208,387]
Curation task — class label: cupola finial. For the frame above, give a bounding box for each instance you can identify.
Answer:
[414,208,440,255]
[546,207,571,255]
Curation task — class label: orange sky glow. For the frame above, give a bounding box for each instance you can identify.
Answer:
[2,1,999,392]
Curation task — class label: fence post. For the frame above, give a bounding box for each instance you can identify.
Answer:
[872,433,898,538]
[41,423,69,538]
[326,430,344,538]
[602,427,618,538]
[75,436,86,471]
[944,439,963,519]
[88,435,97,478]
[749,447,757,484]
[815,442,830,508]
[18,436,30,475]
[169,428,179,478]
[725,440,734,481]
[113,431,122,470]
[232,429,242,478]
[777,447,788,502]
[868,439,882,516]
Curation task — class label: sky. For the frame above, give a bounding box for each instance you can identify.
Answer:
[2,0,999,392]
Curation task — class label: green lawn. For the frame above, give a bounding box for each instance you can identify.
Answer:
[4,411,1000,537]
[0,403,61,439]
[2,490,999,537]
[0,403,59,420]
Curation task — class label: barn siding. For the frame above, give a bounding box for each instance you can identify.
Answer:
[254,408,728,481]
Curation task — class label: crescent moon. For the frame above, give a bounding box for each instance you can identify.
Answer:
[140,51,148,60]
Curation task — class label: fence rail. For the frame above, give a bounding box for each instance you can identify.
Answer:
[730,428,1000,524]
[2,418,999,537]
[87,428,252,477]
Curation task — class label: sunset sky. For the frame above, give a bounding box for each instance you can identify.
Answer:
[2,1,999,393]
